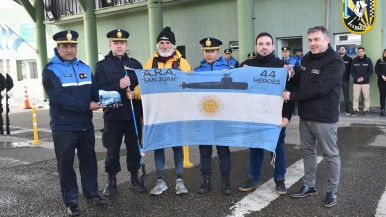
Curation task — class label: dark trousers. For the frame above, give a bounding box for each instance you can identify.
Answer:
[341,81,350,113]
[0,97,10,132]
[52,129,99,207]
[249,127,286,182]
[199,145,231,176]
[378,79,386,109]
[103,119,141,175]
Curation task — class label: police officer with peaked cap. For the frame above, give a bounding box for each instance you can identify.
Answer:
[95,29,146,197]
[281,46,297,66]
[195,37,233,195]
[42,30,106,216]
[223,48,239,68]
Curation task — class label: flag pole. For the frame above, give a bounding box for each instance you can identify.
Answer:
[5,25,38,54]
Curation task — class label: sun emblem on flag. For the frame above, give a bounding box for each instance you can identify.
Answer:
[198,95,224,118]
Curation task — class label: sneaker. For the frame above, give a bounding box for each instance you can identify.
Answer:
[275,179,287,195]
[131,176,147,193]
[364,110,370,116]
[324,191,337,207]
[351,110,359,117]
[86,196,106,205]
[66,205,80,216]
[238,178,260,192]
[150,179,168,195]
[175,178,188,195]
[290,186,318,198]
[344,111,351,116]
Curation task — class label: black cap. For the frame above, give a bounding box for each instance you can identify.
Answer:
[200,37,222,50]
[247,52,256,58]
[106,29,129,41]
[281,46,291,51]
[53,30,79,44]
[224,48,232,54]
[294,47,303,52]
[157,27,176,45]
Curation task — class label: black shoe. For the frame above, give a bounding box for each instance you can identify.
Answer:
[131,176,147,193]
[103,173,117,196]
[290,186,318,198]
[324,191,337,207]
[381,109,385,117]
[221,175,233,195]
[275,179,287,195]
[67,205,80,216]
[238,178,260,192]
[352,110,359,117]
[86,196,106,205]
[197,175,211,194]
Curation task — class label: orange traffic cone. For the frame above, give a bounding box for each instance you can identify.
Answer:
[23,85,31,109]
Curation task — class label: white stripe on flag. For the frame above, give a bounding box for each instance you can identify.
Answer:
[142,92,283,126]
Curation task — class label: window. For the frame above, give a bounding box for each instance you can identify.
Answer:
[18,60,38,80]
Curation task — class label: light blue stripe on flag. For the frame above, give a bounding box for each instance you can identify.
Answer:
[135,67,288,152]
[0,27,6,49]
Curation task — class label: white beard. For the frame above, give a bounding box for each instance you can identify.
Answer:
[157,47,175,57]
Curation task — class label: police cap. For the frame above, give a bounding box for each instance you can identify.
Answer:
[281,46,291,51]
[200,37,222,50]
[247,52,256,58]
[224,48,232,54]
[106,29,129,41]
[294,47,303,52]
[53,30,79,44]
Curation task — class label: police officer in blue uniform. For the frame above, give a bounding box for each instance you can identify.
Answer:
[294,47,303,73]
[195,37,232,195]
[42,30,106,216]
[223,48,239,68]
[95,29,146,196]
[281,46,297,66]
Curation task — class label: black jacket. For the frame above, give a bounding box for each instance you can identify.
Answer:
[341,54,352,82]
[95,52,143,120]
[289,46,344,123]
[375,58,386,79]
[241,53,294,121]
[350,55,373,84]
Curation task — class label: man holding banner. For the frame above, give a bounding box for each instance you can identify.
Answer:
[95,29,146,196]
[134,26,191,195]
[283,26,344,207]
[238,32,294,195]
[194,37,232,195]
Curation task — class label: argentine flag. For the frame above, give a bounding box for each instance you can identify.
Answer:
[5,28,23,50]
[0,27,6,50]
[135,67,287,152]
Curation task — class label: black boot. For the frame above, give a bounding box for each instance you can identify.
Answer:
[0,127,3,135]
[197,175,211,194]
[381,109,385,117]
[221,175,233,195]
[103,173,117,196]
[131,173,147,193]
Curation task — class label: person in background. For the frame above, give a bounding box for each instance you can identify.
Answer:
[223,48,239,69]
[338,45,353,115]
[375,48,386,117]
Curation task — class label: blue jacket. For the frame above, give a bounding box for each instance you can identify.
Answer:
[224,56,239,69]
[282,56,297,67]
[194,56,230,72]
[42,49,99,131]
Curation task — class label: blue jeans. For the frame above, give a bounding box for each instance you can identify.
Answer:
[154,146,183,177]
[249,127,286,182]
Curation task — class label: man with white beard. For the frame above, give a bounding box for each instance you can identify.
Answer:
[132,26,191,195]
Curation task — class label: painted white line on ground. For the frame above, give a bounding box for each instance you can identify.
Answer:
[228,156,323,217]
[375,186,386,216]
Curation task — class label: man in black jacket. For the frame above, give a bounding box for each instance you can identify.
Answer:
[283,26,344,207]
[95,29,146,196]
[350,47,373,116]
[238,32,294,195]
[338,45,353,115]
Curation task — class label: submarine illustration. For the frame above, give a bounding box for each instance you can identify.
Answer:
[180,74,248,90]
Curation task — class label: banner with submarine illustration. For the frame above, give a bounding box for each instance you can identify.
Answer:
[135,67,287,152]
